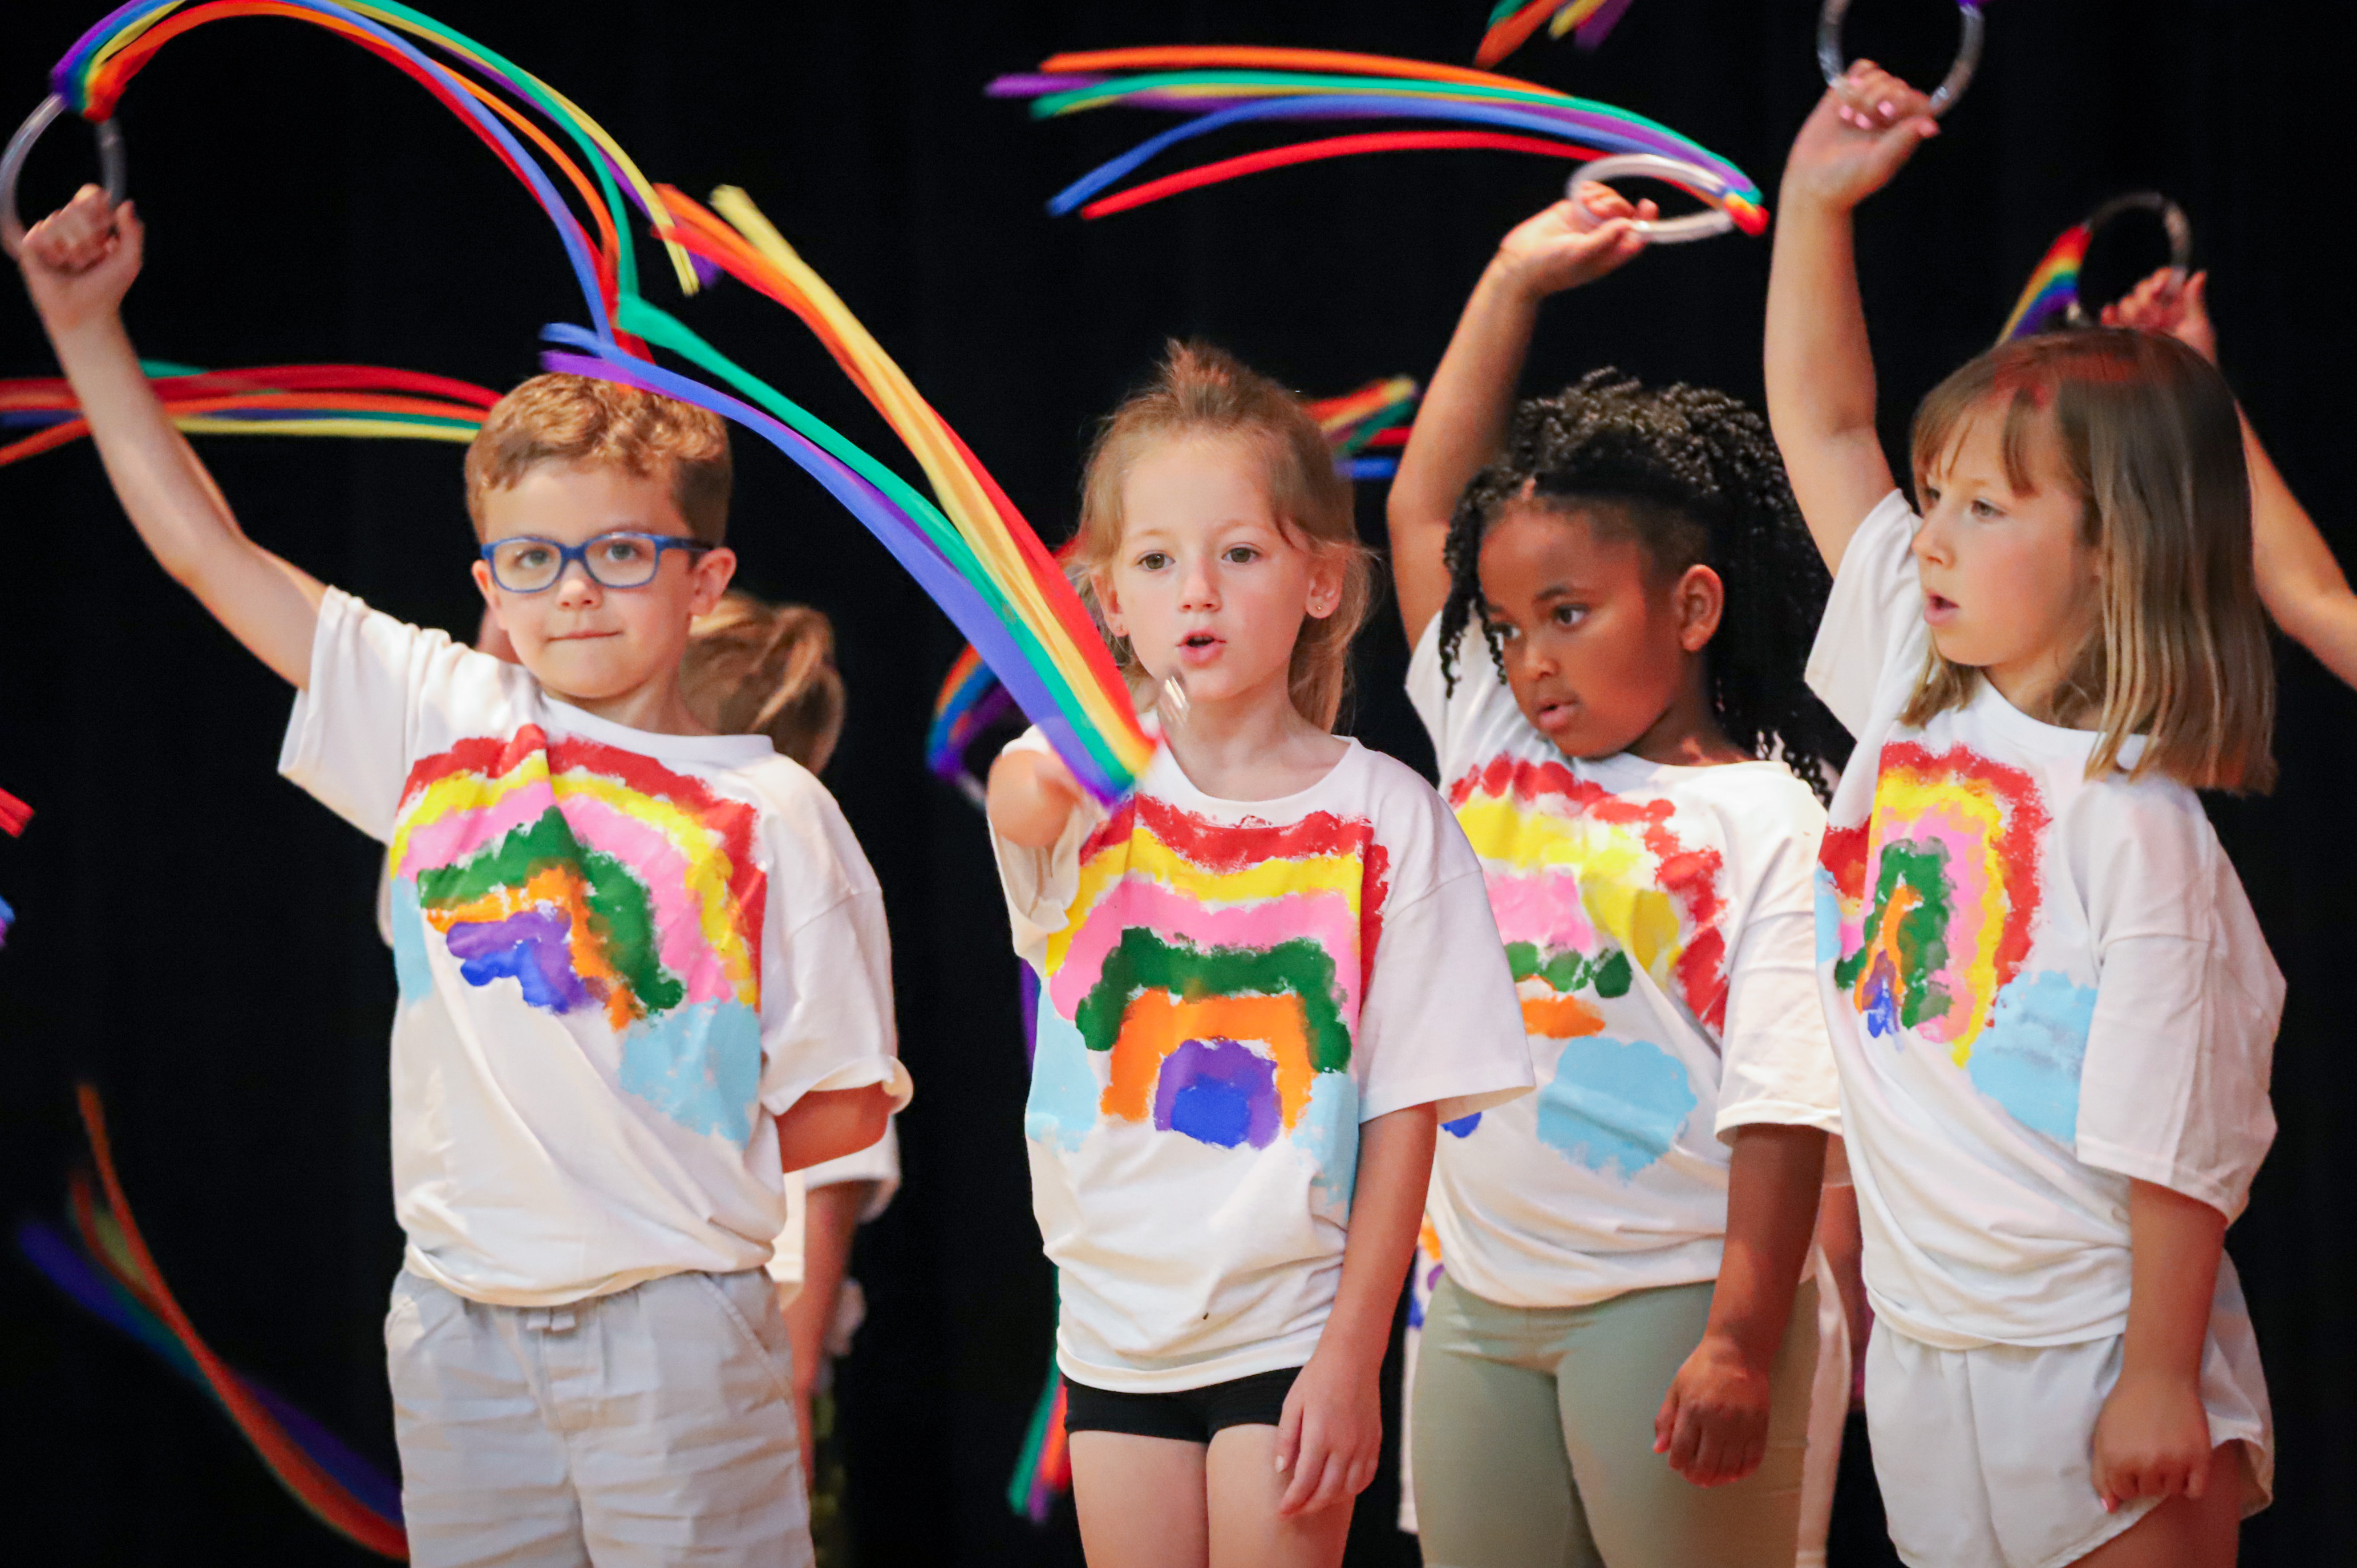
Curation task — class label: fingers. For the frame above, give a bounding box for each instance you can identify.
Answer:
[1574,183,1639,221]
[1272,1393,1302,1479]
[1275,1423,1325,1515]
[1653,1387,1678,1456]
[1832,62,1933,128]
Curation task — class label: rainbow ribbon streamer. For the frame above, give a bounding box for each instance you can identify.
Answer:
[0,786,27,949]
[1309,374,1419,481]
[1477,0,1638,66]
[44,1,1151,800]
[1996,223,2091,342]
[986,46,1761,233]
[1,360,499,467]
[1006,1360,1073,1525]
[18,1085,406,1557]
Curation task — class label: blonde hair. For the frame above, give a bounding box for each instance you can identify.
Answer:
[465,374,734,545]
[681,591,846,772]
[1069,341,1374,730]
[1906,329,2274,792]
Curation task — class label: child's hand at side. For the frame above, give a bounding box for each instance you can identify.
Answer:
[2091,1368,2214,1512]
[15,185,143,340]
[1273,1340,1382,1517]
[1654,1328,1773,1486]
[2104,268,2217,364]
[986,745,1087,849]
[1780,64,1939,214]
[1486,184,1657,305]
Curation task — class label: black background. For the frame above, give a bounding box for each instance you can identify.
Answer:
[2,2,2348,1563]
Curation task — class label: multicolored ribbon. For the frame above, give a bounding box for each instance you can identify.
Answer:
[1996,193,2191,343]
[18,1085,406,1557]
[0,786,27,948]
[1,360,499,467]
[1005,1362,1073,1525]
[1476,0,1638,67]
[39,1,1152,800]
[986,46,1763,234]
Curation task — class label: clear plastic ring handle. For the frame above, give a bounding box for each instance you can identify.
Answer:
[2,95,128,260]
[2064,192,2193,327]
[1818,0,1986,117]
[1566,153,1736,245]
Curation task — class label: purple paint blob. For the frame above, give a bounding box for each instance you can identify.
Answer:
[443,906,594,1014]
[1153,1038,1280,1149]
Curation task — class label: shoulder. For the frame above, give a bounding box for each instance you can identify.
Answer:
[1676,760,1828,834]
[730,752,882,905]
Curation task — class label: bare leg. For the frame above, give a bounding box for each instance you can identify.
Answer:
[1204,1424,1354,1568]
[1070,1431,1211,1568]
[2071,1445,2245,1568]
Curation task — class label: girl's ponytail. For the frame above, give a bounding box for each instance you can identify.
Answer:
[682,591,848,772]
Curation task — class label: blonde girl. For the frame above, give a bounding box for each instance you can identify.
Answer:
[1765,66,2280,1568]
[986,342,1532,1568]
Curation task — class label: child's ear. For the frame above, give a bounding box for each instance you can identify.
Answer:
[690,546,738,614]
[1674,564,1726,653]
[1303,548,1348,621]
[1090,569,1127,638]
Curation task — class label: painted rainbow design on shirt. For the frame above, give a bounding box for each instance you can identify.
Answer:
[386,727,769,1141]
[1822,742,2047,1064]
[1447,756,1726,1038]
[1038,796,1387,1150]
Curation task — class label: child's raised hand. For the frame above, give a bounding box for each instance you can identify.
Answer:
[1488,186,1657,303]
[1781,63,1938,213]
[14,185,142,338]
[1652,1331,1773,1487]
[1272,1346,1382,1517]
[2090,1368,2214,1512]
[2103,268,2217,364]
[985,744,1087,849]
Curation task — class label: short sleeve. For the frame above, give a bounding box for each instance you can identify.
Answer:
[987,727,1109,961]
[1805,491,1925,738]
[1713,787,1842,1140]
[758,882,912,1116]
[1354,783,1534,1123]
[278,589,522,841]
[801,1120,902,1219]
[1404,613,1517,777]
[2072,787,2281,1221]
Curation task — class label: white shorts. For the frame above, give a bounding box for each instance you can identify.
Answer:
[1865,1263,2271,1568]
[387,1267,811,1568]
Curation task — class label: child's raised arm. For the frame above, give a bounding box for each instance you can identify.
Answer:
[15,187,322,686]
[1764,66,1939,573]
[1386,189,1651,644]
[2105,269,2357,688]
[986,745,1087,849]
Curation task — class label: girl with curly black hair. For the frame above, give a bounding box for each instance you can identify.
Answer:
[1386,187,1853,1568]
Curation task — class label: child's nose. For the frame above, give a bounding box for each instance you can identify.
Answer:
[553,559,603,604]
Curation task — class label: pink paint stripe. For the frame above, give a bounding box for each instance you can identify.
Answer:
[1048,884,1362,1024]
[557,795,744,1003]
[1484,868,1594,951]
[398,779,553,879]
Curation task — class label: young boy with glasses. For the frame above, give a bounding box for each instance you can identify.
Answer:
[16,185,910,1568]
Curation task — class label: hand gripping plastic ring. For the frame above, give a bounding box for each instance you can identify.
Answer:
[2063,192,2193,327]
[1818,0,1986,117]
[1566,153,1738,245]
[1,95,128,260]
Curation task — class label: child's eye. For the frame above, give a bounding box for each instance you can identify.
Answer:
[508,544,555,571]
[1133,550,1171,571]
[1552,604,1589,627]
[1969,497,2001,520]
[596,537,649,564]
[1222,545,1260,565]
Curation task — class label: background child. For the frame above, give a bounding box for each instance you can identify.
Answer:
[1387,187,1853,1567]
[18,186,909,1568]
[1767,67,2281,1568]
[985,342,1533,1567]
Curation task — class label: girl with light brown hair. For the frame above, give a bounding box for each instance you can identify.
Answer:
[985,341,1533,1567]
[1764,65,2281,1568]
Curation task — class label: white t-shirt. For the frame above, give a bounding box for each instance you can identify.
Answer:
[993,730,1533,1392]
[1808,493,2281,1350]
[1407,618,1841,1308]
[282,590,911,1307]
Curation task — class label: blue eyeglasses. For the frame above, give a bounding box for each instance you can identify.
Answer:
[480,531,715,594]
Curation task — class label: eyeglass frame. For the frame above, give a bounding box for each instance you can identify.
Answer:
[477,530,718,594]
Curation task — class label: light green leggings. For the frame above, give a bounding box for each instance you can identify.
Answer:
[1411,1276,1818,1568]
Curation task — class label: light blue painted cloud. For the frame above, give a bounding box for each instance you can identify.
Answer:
[1536,1035,1698,1182]
[390,878,435,1006]
[1814,867,1844,966]
[1294,1071,1361,1212]
[1966,970,2096,1146]
[618,999,762,1145]
[1026,999,1100,1153]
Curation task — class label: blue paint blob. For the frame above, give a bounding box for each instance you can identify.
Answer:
[1294,1071,1361,1210]
[1442,1113,1483,1138]
[388,878,435,1005]
[617,999,763,1144]
[1024,990,1099,1153]
[442,905,594,1014]
[1153,1037,1280,1149]
[1813,868,1844,966]
[1967,970,2096,1146]
[1535,1035,1698,1182]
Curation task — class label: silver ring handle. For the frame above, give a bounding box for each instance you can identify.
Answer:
[1818,0,1986,118]
[2063,192,2193,327]
[1566,153,1738,245]
[2,95,128,260]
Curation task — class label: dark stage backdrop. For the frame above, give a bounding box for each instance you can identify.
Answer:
[1,2,2347,1562]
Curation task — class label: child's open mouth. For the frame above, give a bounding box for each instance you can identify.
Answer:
[1178,631,1222,663]
[1923,593,1959,627]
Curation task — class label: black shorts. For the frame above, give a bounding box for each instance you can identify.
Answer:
[1060,1367,1301,1444]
